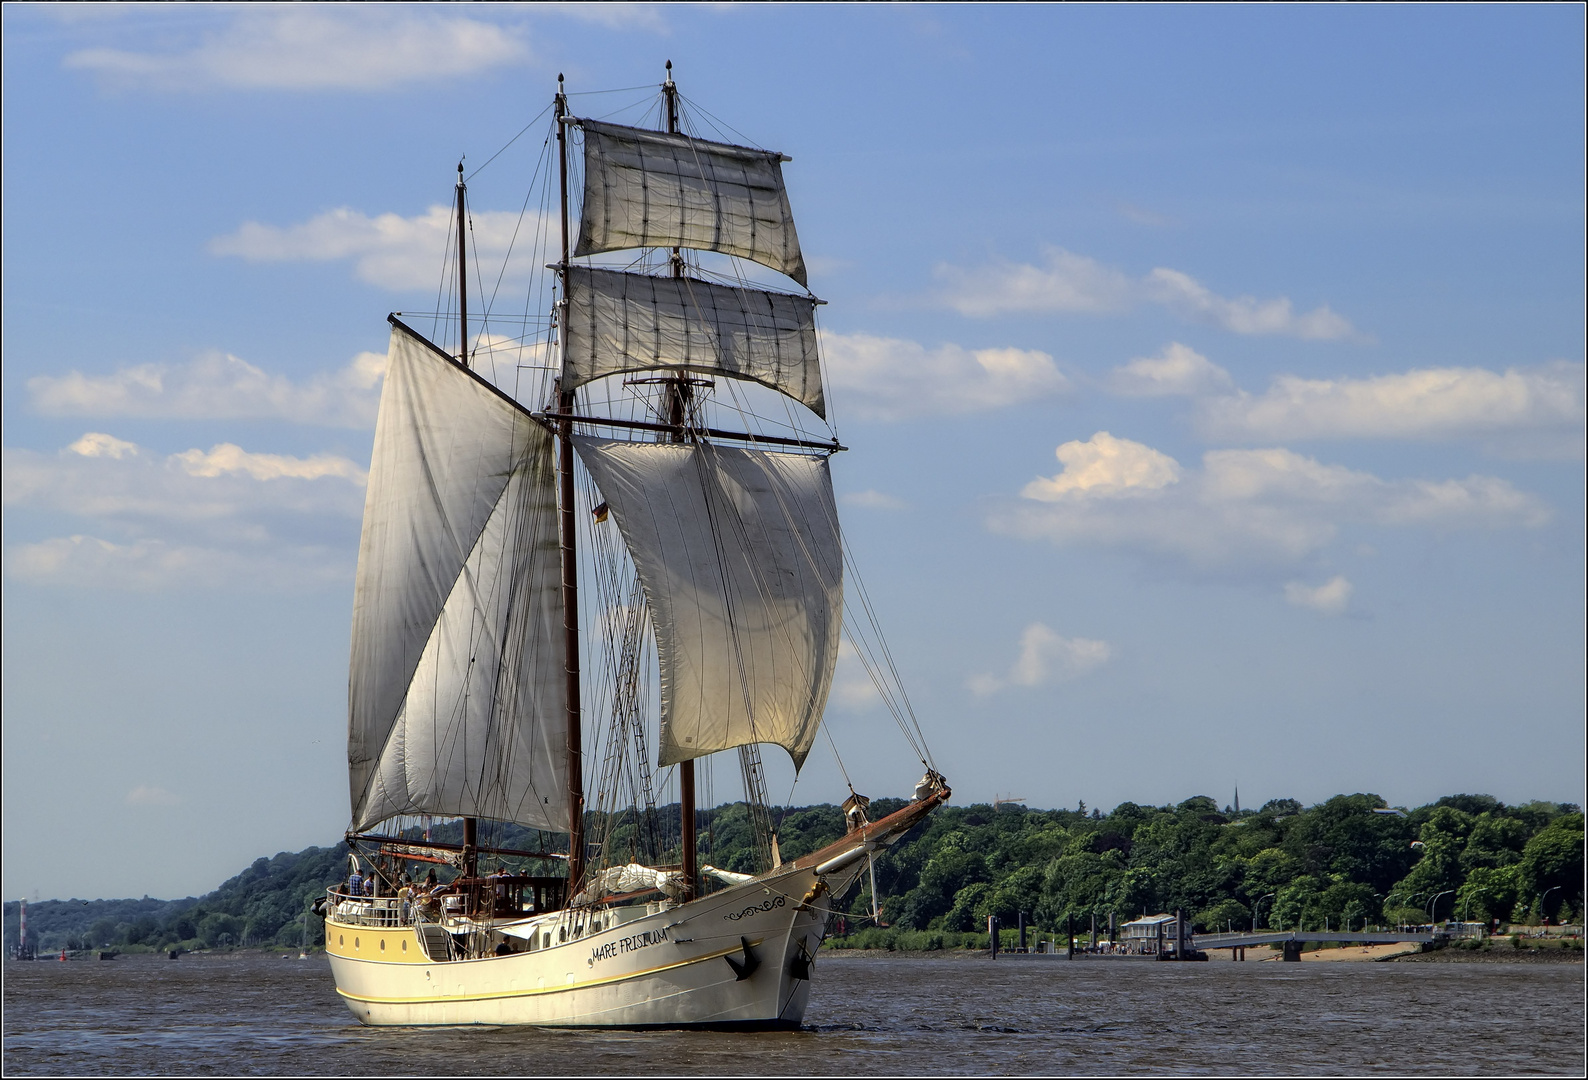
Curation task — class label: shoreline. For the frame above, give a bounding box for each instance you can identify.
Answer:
[820,944,1584,964]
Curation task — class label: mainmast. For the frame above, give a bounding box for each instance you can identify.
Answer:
[455,162,477,881]
[662,61,699,904]
[556,76,587,894]
[455,162,469,370]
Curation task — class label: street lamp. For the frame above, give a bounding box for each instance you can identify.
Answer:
[1428,890,1454,925]
[1253,893,1276,932]
[1540,886,1562,929]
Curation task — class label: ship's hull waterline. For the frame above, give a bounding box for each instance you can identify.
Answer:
[327,861,856,1027]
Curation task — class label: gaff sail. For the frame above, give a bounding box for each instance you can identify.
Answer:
[574,119,807,286]
[561,265,825,417]
[572,437,842,769]
[348,322,568,833]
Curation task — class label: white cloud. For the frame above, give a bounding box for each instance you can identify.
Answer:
[6,535,351,592]
[126,785,182,807]
[210,204,552,293]
[842,490,908,511]
[1197,361,1586,449]
[1284,576,1353,616]
[28,350,385,428]
[1143,268,1354,340]
[65,9,528,92]
[968,623,1112,695]
[4,438,365,522]
[937,248,1134,318]
[1022,432,1181,500]
[830,640,883,711]
[938,246,1356,340]
[3,435,365,591]
[172,444,367,485]
[67,432,139,459]
[1108,342,1234,398]
[993,434,1550,571]
[551,3,670,32]
[822,331,1069,421]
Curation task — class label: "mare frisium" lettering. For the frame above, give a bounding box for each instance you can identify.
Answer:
[590,925,670,964]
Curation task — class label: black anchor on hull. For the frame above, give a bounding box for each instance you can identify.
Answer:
[787,943,813,981]
[724,936,760,981]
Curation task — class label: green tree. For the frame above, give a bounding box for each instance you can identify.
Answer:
[1515,813,1585,922]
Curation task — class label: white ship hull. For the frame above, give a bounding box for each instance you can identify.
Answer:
[327,861,856,1027]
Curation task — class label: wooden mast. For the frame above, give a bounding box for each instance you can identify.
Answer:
[663,60,699,904]
[555,75,586,896]
[455,162,469,370]
[455,161,479,884]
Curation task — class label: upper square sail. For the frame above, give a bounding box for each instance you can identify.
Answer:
[562,266,825,417]
[348,321,567,834]
[574,119,807,286]
[572,437,842,770]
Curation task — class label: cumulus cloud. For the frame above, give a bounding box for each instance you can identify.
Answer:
[841,490,908,511]
[993,432,1550,571]
[210,204,552,292]
[65,9,527,92]
[822,330,1070,421]
[1022,431,1181,500]
[1109,343,1235,398]
[1284,576,1353,616]
[4,437,366,524]
[3,435,365,590]
[28,350,385,428]
[1196,361,1586,450]
[172,444,368,484]
[938,246,1355,340]
[968,623,1112,695]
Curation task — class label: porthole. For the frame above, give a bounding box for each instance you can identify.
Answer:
[401,940,408,953]
[338,935,344,946]
[379,939,386,952]
[354,938,360,950]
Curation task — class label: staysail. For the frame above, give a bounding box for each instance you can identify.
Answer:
[561,266,825,417]
[348,321,567,833]
[572,437,842,769]
[574,119,807,286]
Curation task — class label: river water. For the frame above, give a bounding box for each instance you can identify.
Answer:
[3,951,1582,1075]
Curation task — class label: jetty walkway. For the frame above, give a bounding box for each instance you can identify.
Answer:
[1192,929,1436,960]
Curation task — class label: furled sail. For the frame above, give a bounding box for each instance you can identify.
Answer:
[572,437,842,769]
[348,321,567,833]
[574,119,807,286]
[562,266,825,417]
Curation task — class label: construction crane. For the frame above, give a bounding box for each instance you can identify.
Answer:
[993,795,1026,810]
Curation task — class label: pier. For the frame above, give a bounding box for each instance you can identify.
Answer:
[1192,929,1437,961]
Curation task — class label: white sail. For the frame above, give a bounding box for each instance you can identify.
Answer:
[562,266,825,417]
[572,437,842,769]
[348,322,567,833]
[574,119,807,285]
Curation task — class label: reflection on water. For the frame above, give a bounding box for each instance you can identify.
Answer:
[3,951,1582,1075]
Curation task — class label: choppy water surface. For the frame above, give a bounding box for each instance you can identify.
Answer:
[4,951,1583,1075]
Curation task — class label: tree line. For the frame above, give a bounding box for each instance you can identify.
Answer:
[4,792,1581,955]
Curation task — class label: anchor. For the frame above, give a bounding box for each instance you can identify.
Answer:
[724,936,760,981]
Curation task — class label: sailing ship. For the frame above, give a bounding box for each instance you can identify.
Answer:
[319,67,948,1027]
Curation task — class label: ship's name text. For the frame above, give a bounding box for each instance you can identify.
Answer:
[590,926,669,964]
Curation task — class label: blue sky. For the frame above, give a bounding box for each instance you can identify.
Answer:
[3,4,1583,902]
